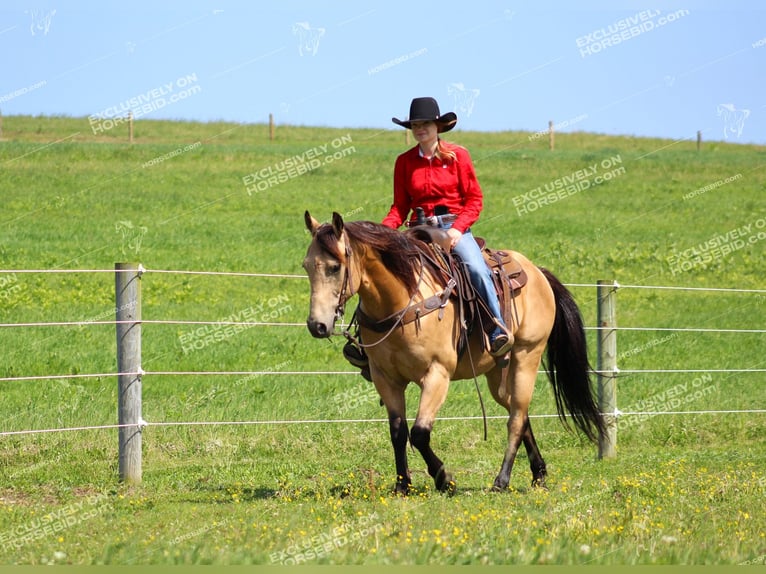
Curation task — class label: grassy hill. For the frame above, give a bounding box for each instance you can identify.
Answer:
[0,115,764,565]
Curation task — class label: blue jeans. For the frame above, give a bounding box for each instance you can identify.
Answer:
[441,224,507,335]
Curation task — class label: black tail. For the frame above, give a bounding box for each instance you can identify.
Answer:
[540,267,605,443]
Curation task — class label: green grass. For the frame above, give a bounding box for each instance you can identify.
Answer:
[0,115,764,565]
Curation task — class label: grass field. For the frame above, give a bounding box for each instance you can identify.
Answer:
[0,115,764,565]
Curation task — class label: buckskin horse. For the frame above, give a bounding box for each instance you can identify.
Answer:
[303,211,604,494]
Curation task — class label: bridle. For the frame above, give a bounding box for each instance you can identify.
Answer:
[333,237,355,326]
[333,230,429,350]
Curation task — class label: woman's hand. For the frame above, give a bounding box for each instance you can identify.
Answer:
[446,227,462,250]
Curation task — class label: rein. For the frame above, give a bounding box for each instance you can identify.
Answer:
[341,249,428,351]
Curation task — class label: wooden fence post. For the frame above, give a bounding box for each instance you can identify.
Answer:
[115,262,143,483]
[697,130,701,152]
[548,120,554,151]
[597,280,618,459]
[269,113,274,141]
[128,112,134,144]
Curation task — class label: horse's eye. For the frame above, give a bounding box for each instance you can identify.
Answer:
[327,263,341,276]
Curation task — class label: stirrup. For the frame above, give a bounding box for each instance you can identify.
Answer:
[343,340,369,369]
[489,320,513,358]
[490,334,513,357]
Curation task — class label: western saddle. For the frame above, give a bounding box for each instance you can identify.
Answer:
[353,226,527,358]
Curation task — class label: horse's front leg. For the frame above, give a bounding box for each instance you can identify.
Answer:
[411,364,455,494]
[371,369,411,494]
[389,416,411,495]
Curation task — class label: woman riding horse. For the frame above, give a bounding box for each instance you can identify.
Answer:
[343,97,512,376]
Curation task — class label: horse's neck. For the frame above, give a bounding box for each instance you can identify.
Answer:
[355,252,415,320]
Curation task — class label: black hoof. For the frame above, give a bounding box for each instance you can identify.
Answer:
[531,476,548,490]
[394,475,411,496]
[435,466,456,495]
[491,478,509,492]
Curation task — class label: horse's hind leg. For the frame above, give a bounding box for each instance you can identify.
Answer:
[522,419,548,488]
[411,366,455,494]
[491,412,527,492]
[486,350,542,492]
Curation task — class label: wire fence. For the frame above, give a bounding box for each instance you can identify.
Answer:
[1,267,764,438]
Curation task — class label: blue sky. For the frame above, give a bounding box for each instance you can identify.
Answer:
[2,0,764,144]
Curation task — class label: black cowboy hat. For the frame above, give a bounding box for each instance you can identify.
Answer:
[392,97,457,133]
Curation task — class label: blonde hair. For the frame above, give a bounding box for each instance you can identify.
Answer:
[434,139,457,163]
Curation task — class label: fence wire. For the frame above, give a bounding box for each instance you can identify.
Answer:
[1,268,763,438]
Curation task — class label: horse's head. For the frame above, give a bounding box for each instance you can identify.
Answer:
[302,211,352,338]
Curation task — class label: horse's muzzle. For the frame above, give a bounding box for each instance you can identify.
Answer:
[306,318,332,338]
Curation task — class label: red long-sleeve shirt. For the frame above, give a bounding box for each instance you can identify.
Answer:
[381,142,483,234]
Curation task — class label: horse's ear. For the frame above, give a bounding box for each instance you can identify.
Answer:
[304,210,321,236]
[331,212,344,239]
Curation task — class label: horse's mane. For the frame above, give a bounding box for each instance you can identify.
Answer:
[314,220,441,296]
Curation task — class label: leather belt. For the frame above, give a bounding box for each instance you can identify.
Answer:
[409,213,457,227]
